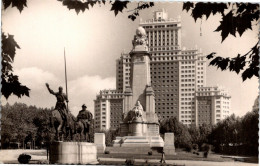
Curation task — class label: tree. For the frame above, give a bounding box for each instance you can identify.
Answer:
[160,117,192,148]
[1,33,30,99]
[183,2,259,81]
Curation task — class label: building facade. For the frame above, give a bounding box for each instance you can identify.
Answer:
[116,9,207,126]
[94,90,123,130]
[195,86,231,126]
[94,9,230,130]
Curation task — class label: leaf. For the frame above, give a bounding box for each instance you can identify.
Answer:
[206,52,216,59]
[182,2,194,12]
[229,54,246,74]
[2,33,21,61]
[242,65,259,81]
[209,57,229,70]
[110,1,129,16]
[215,11,236,42]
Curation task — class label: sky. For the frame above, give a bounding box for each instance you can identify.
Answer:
[1,1,259,117]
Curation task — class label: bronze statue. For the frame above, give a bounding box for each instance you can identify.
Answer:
[46,83,69,141]
[74,104,93,141]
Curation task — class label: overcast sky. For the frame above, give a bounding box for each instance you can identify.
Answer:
[1,1,258,117]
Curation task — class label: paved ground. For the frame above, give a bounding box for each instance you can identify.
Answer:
[0,149,47,163]
[0,149,258,165]
[99,157,259,166]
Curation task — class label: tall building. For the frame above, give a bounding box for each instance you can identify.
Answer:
[94,90,123,130]
[195,86,231,126]
[94,9,230,130]
[116,9,206,126]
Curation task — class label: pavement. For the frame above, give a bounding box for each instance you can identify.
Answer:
[0,149,47,163]
[0,149,258,166]
[98,157,258,166]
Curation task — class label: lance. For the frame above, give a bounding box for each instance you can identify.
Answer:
[64,48,69,111]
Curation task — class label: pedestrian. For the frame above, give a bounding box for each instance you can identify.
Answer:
[160,150,166,163]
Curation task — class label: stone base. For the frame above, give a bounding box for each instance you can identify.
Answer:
[164,146,176,155]
[94,133,106,154]
[49,141,97,164]
[113,135,164,147]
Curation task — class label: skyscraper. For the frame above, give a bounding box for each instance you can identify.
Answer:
[95,9,230,130]
[116,9,207,126]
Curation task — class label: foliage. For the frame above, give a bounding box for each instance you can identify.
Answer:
[1,33,30,99]
[18,153,31,164]
[183,2,259,81]
[3,0,27,12]
[1,103,53,149]
[95,128,120,146]
[160,117,192,148]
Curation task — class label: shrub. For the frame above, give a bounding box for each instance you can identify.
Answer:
[18,153,31,164]
[125,158,135,165]
[185,144,192,152]
[148,151,153,155]
[104,150,110,154]
[192,144,199,151]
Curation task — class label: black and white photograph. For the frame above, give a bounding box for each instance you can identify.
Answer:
[0,1,259,165]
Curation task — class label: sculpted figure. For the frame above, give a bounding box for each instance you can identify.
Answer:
[46,83,69,127]
[132,27,148,48]
[77,104,93,130]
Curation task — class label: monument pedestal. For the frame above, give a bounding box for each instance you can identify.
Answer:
[94,133,106,153]
[164,133,176,155]
[49,141,98,164]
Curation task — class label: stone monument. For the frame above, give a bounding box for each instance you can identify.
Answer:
[94,133,106,153]
[113,27,164,148]
[164,133,176,155]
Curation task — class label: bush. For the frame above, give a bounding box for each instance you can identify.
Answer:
[148,151,153,155]
[185,144,192,152]
[125,158,135,165]
[104,150,110,154]
[192,144,199,151]
[18,153,31,164]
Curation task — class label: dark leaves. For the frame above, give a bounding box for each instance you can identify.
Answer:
[206,52,216,59]
[128,2,154,21]
[215,11,236,42]
[61,0,100,14]
[110,1,129,16]
[183,2,227,22]
[2,33,30,99]
[229,54,246,74]
[3,0,27,12]
[207,41,259,81]
[182,2,194,12]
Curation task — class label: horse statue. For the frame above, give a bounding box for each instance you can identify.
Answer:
[49,109,67,141]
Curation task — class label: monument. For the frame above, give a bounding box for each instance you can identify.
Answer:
[113,27,164,148]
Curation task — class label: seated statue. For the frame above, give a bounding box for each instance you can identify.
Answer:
[124,101,144,122]
[77,104,93,131]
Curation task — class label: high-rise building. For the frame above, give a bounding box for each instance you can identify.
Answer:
[195,86,231,126]
[116,9,206,126]
[94,90,124,130]
[94,9,230,130]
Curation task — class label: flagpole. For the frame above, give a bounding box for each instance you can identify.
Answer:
[64,48,69,111]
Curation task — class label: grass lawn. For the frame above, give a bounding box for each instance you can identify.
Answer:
[98,148,233,162]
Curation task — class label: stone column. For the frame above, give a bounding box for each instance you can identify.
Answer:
[164,133,176,155]
[94,133,106,153]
